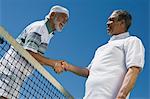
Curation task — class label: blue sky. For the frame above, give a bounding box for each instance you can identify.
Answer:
[0,0,149,98]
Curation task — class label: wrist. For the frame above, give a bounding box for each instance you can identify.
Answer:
[51,60,59,68]
[67,64,73,71]
[63,63,71,71]
[54,62,58,67]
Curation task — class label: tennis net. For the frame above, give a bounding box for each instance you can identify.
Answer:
[0,26,73,99]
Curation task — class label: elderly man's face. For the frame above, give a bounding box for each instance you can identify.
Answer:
[106,12,123,35]
[54,13,68,32]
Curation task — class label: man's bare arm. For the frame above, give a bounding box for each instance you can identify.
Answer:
[116,66,141,99]
[61,61,89,78]
[27,50,62,68]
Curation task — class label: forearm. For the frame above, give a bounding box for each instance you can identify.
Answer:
[67,64,89,78]
[27,50,57,68]
[116,66,141,99]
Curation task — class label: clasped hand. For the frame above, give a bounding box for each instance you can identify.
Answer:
[53,60,69,74]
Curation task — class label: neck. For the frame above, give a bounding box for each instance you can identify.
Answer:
[113,29,127,35]
[50,19,56,31]
[46,19,55,33]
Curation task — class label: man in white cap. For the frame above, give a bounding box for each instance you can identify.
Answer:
[0,5,69,99]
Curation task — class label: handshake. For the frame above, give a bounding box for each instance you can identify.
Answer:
[53,60,70,74]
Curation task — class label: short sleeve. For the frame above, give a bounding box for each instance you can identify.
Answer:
[86,63,92,70]
[86,59,95,70]
[16,29,28,46]
[38,43,48,54]
[23,32,41,53]
[124,37,145,69]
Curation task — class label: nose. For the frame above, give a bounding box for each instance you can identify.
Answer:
[107,20,112,27]
[107,21,110,26]
[106,21,110,27]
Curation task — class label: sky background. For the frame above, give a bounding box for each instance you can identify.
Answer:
[0,0,149,99]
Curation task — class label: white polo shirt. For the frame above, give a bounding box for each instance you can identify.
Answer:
[0,20,54,98]
[83,32,145,99]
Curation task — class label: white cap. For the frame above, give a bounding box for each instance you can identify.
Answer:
[45,5,69,19]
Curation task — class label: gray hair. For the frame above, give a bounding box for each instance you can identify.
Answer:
[113,10,132,31]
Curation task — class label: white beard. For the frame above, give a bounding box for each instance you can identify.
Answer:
[54,18,63,32]
[55,23,63,32]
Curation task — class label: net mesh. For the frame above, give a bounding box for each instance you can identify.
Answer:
[0,27,73,99]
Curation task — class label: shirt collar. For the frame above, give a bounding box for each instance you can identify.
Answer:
[108,32,130,42]
[45,19,54,34]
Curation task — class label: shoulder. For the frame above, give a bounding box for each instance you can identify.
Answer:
[124,35,144,49]
[25,20,46,32]
[125,36,142,43]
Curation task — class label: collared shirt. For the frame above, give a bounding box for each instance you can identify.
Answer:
[84,32,145,99]
[0,20,54,98]
[17,20,54,54]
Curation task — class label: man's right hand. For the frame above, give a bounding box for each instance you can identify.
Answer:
[53,60,64,74]
[61,61,70,71]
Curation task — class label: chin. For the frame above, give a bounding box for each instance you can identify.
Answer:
[108,33,113,36]
[107,31,113,36]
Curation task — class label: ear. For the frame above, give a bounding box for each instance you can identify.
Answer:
[50,12,56,20]
[118,20,124,27]
[120,20,126,31]
[120,20,125,25]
